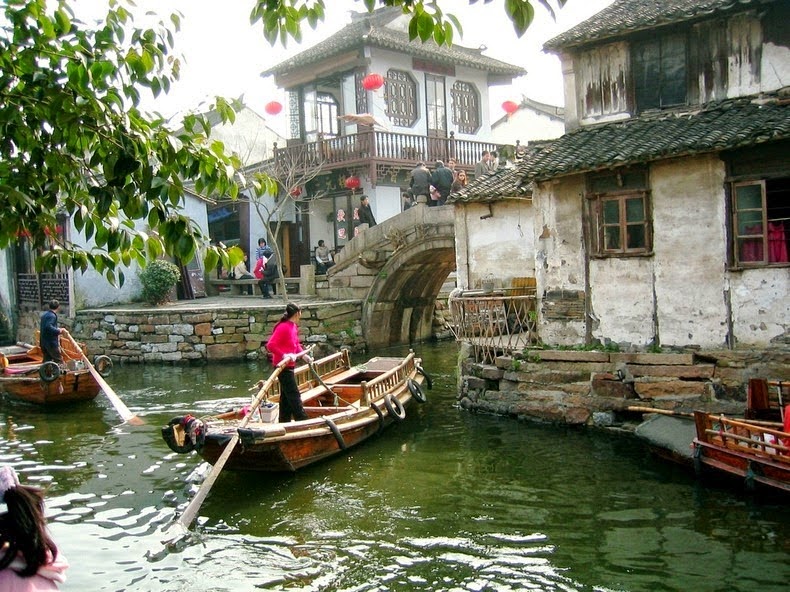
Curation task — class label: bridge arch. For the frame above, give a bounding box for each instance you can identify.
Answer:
[320,205,456,348]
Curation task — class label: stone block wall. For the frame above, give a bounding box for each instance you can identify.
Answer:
[62,302,365,364]
[458,346,790,426]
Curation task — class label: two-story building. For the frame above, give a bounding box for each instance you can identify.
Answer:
[450,0,789,350]
[259,6,525,275]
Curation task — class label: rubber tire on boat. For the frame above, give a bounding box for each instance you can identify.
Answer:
[416,365,433,390]
[39,361,61,383]
[407,378,427,404]
[370,402,385,434]
[384,394,406,421]
[161,416,203,454]
[93,355,113,377]
[324,417,347,450]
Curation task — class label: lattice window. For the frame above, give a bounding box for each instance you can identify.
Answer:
[287,90,301,139]
[450,81,480,134]
[384,69,417,127]
[588,168,652,256]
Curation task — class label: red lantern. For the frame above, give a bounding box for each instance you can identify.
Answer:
[362,73,384,91]
[344,175,361,191]
[264,101,282,115]
[289,186,302,197]
[502,100,519,116]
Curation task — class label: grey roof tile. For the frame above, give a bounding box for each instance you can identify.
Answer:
[263,7,525,78]
[545,0,767,50]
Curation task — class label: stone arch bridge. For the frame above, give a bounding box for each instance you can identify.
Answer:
[317,205,456,348]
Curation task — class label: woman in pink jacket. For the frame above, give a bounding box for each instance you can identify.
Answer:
[265,303,313,422]
[0,466,68,591]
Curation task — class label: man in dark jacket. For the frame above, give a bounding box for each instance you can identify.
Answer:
[409,162,431,204]
[40,299,63,363]
[431,160,454,206]
[260,245,279,298]
[358,195,377,228]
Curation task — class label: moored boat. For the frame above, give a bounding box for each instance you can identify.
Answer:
[693,410,790,494]
[0,338,111,405]
[162,349,430,472]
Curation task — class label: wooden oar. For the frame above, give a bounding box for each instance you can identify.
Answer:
[61,330,144,426]
[172,357,289,533]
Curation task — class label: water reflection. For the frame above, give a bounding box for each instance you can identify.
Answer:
[1,342,789,591]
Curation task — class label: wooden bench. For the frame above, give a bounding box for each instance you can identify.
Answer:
[206,277,302,296]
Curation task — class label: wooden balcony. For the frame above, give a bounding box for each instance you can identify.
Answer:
[272,130,501,180]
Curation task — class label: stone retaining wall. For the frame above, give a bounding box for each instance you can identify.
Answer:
[63,302,365,364]
[458,346,790,426]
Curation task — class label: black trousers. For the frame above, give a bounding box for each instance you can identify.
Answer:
[277,368,307,422]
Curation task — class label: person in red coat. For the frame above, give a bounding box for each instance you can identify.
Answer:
[265,303,313,422]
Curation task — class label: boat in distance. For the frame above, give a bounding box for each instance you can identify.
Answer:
[0,338,112,405]
[162,349,430,472]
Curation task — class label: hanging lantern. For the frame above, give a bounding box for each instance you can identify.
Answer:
[344,175,361,191]
[362,73,384,91]
[289,186,302,197]
[502,100,519,116]
[264,101,283,115]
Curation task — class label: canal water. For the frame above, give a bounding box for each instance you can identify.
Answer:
[1,341,788,591]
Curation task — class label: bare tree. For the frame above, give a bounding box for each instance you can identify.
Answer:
[244,145,327,299]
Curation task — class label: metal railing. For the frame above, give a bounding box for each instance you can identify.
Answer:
[448,291,539,364]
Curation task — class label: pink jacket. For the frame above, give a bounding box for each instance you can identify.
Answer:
[0,552,68,591]
[266,321,301,367]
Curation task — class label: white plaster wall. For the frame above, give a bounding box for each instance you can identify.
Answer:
[367,48,495,140]
[729,269,790,345]
[491,109,565,145]
[760,42,790,93]
[454,200,535,290]
[651,156,729,348]
[209,107,283,164]
[0,250,13,336]
[72,193,211,308]
[589,257,656,346]
[371,185,403,223]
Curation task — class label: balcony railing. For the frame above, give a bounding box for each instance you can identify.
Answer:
[448,290,539,365]
[273,130,500,173]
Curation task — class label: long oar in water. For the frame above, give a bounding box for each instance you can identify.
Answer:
[61,330,144,426]
[172,356,291,534]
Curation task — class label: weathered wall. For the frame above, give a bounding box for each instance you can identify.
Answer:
[454,200,535,291]
[458,347,790,426]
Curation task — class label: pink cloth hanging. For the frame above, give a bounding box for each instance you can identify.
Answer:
[767,221,788,263]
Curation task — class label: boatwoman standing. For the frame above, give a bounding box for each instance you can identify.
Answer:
[266,303,312,422]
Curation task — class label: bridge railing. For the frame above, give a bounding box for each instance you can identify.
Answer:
[448,291,540,364]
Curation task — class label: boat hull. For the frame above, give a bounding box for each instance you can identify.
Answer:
[0,368,101,405]
[163,350,428,472]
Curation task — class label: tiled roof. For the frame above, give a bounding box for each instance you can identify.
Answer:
[545,0,766,50]
[263,8,526,78]
[451,94,790,202]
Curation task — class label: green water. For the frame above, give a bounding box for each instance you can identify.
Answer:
[1,342,788,591]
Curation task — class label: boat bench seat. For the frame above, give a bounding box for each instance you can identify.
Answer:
[324,368,363,384]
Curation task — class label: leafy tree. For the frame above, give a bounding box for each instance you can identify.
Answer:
[0,0,563,285]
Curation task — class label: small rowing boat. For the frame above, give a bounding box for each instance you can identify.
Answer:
[0,338,112,405]
[162,349,430,472]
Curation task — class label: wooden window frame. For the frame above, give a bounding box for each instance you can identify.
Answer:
[632,32,688,112]
[450,81,481,134]
[384,69,418,127]
[731,179,790,268]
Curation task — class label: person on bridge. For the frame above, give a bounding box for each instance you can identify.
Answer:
[431,160,453,206]
[474,150,492,179]
[358,195,377,228]
[266,303,311,423]
[409,162,431,204]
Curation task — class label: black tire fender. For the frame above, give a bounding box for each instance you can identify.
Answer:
[161,416,204,454]
[370,402,385,434]
[93,355,113,377]
[384,394,406,421]
[39,361,61,383]
[407,378,427,404]
[324,417,347,450]
[416,365,433,389]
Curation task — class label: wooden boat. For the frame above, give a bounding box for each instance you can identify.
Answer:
[692,410,790,494]
[632,379,790,495]
[162,349,430,472]
[0,337,110,405]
